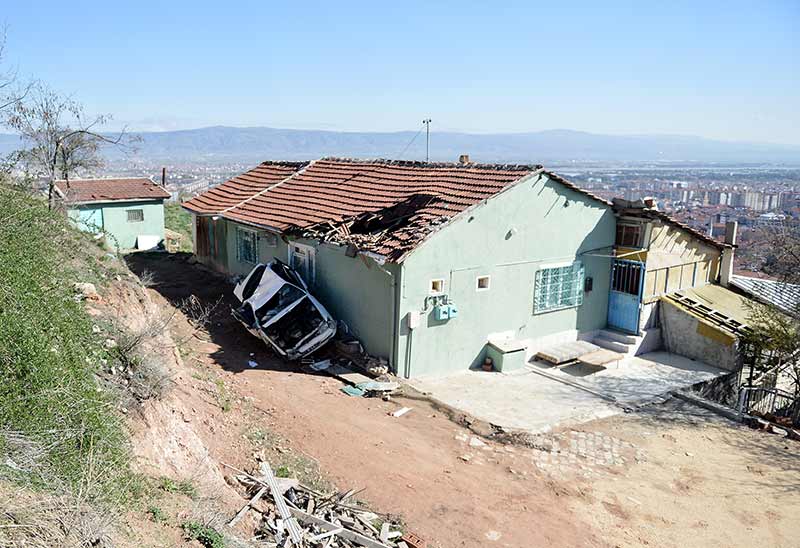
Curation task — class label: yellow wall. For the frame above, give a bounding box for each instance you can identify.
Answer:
[642,222,720,299]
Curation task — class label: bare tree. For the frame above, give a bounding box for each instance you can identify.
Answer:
[741,222,800,394]
[3,82,135,207]
[0,26,22,114]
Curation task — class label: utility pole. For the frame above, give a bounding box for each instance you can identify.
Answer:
[422,118,432,163]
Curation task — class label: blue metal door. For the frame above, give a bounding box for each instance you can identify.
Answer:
[608,259,644,334]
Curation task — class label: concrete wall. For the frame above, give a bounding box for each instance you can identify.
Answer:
[643,223,721,300]
[659,299,739,371]
[69,199,165,249]
[68,205,103,233]
[225,221,287,276]
[395,173,615,378]
[301,241,398,361]
[192,216,397,362]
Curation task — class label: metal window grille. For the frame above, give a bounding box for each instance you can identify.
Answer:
[534,262,584,313]
[126,209,144,222]
[236,228,258,264]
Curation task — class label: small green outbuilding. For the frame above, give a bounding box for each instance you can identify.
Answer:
[55,177,170,250]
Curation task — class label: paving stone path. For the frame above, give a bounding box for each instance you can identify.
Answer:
[528,430,647,478]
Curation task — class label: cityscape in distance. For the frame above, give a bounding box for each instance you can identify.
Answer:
[11,125,792,278]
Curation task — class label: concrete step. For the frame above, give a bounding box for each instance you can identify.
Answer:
[598,329,639,345]
[593,336,632,354]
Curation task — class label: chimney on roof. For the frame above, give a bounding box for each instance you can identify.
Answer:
[458,154,470,164]
[720,221,738,288]
[161,167,166,187]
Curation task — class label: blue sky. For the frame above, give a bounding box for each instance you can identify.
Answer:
[2,1,798,143]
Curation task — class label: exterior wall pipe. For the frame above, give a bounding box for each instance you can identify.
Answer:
[720,221,738,287]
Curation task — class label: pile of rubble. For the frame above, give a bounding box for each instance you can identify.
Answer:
[226,462,423,548]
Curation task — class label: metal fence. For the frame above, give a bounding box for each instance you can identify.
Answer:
[737,386,800,426]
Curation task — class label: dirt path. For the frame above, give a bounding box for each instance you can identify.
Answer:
[127,253,800,548]
[568,401,800,548]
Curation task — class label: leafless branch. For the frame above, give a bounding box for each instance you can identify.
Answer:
[2,82,135,207]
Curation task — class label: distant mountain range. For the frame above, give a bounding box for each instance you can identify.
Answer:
[1,127,799,165]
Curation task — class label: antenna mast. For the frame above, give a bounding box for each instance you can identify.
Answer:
[422,118,432,163]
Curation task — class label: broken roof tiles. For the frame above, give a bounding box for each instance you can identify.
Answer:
[54,177,170,203]
[182,157,618,261]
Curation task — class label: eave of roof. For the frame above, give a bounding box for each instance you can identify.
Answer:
[54,177,170,202]
[180,158,615,262]
[614,205,728,251]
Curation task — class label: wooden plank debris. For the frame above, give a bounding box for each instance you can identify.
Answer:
[289,507,393,548]
[391,407,412,418]
[327,363,373,385]
[228,485,267,527]
[261,462,304,545]
[225,460,406,547]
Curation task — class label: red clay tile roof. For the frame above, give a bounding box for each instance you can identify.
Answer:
[55,177,170,203]
[182,161,309,214]
[183,158,614,261]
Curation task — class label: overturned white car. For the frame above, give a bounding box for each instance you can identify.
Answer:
[232,260,337,360]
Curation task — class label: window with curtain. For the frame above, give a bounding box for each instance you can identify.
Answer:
[236,227,258,264]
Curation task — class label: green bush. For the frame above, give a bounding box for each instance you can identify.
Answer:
[182,521,226,548]
[147,505,168,524]
[159,476,197,499]
[164,203,194,252]
[0,185,130,503]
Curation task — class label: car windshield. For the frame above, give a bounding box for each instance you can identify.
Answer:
[239,264,267,301]
[268,260,305,288]
[254,283,306,326]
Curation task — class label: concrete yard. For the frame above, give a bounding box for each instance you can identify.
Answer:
[408,351,727,433]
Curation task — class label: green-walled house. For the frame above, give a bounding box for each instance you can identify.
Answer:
[56,177,170,250]
[182,157,617,378]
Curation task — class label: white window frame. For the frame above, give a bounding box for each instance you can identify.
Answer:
[533,261,585,314]
[616,222,644,248]
[289,242,316,284]
[476,275,491,292]
[126,209,144,223]
[236,227,259,264]
[429,278,445,295]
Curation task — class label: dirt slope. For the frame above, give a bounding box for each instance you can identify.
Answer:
[123,252,800,548]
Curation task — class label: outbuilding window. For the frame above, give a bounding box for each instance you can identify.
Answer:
[616,223,643,248]
[534,262,585,314]
[236,227,259,264]
[126,209,144,223]
[476,275,491,291]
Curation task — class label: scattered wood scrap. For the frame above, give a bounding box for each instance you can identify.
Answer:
[225,461,416,547]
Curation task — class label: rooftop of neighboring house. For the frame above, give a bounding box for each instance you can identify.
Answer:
[730,275,800,317]
[663,283,753,336]
[182,157,611,261]
[54,177,171,204]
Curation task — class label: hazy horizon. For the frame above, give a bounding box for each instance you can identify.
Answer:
[2,1,798,145]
